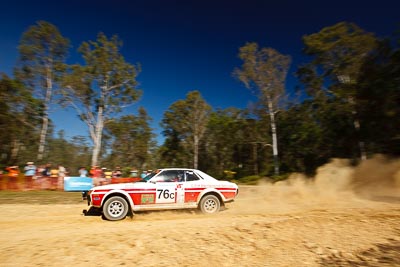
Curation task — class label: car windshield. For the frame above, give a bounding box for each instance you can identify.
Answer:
[143,172,158,181]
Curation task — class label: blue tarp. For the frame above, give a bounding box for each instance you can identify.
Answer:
[64,177,93,191]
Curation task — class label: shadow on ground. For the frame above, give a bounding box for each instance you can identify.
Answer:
[319,233,400,266]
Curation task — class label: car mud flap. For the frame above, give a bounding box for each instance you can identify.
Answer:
[127,209,135,219]
[82,206,102,217]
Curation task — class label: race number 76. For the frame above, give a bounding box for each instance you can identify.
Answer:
[157,189,175,200]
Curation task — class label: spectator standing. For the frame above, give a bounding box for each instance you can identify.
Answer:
[112,167,122,178]
[101,167,106,178]
[24,162,36,190]
[89,166,96,178]
[42,163,51,189]
[50,166,59,190]
[0,169,4,190]
[79,167,88,177]
[6,166,19,190]
[130,168,139,178]
[42,163,51,176]
[36,165,44,189]
[58,165,66,190]
[92,166,102,186]
[104,168,112,184]
[100,167,107,185]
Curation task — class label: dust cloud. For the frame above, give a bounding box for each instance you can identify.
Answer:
[230,155,400,216]
[351,154,400,200]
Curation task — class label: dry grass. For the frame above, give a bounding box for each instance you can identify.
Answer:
[0,190,83,204]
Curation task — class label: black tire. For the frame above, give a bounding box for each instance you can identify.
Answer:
[199,194,221,214]
[102,196,129,221]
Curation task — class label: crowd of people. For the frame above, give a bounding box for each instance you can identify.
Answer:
[0,162,68,191]
[0,162,151,191]
[79,165,147,186]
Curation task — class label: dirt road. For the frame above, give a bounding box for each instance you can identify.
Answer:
[1,157,400,266]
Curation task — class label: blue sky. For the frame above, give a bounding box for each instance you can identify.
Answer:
[1,0,399,144]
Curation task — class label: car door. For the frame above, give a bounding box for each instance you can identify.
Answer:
[153,170,185,205]
[182,170,203,203]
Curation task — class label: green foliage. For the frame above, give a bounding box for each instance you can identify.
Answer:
[302,22,377,94]
[160,91,211,168]
[17,20,70,84]
[299,21,378,109]
[75,32,142,110]
[104,107,155,169]
[234,42,291,101]
[0,74,43,166]
[356,38,400,155]
[201,108,246,175]
[45,132,91,175]
[297,22,380,162]
[62,32,141,113]
[278,98,358,175]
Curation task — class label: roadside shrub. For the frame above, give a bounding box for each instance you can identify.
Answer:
[237,175,261,185]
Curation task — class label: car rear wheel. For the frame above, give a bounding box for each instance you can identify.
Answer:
[199,195,220,214]
[103,196,129,221]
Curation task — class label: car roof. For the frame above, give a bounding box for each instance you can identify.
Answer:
[154,168,217,181]
[157,168,197,171]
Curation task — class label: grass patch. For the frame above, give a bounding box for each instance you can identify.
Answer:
[0,190,84,205]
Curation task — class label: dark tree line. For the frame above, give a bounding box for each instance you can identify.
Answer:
[1,21,399,180]
[159,22,400,179]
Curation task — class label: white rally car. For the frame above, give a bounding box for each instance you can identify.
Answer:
[83,168,239,221]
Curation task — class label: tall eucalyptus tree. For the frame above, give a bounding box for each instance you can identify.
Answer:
[300,22,378,160]
[62,32,141,166]
[234,43,291,175]
[161,91,211,169]
[17,21,69,161]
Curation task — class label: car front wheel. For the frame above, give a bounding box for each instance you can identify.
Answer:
[199,195,221,214]
[103,196,129,221]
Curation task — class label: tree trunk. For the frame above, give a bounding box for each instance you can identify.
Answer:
[11,139,20,163]
[267,98,280,176]
[252,142,258,175]
[349,97,367,160]
[91,106,104,167]
[354,117,367,160]
[193,135,199,169]
[38,66,52,161]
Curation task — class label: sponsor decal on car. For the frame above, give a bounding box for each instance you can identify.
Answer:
[141,193,155,204]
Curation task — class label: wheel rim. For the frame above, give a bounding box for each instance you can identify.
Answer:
[204,198,218,213]
[107,200,125,217]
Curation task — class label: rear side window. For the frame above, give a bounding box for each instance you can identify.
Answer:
[185,171,200,182]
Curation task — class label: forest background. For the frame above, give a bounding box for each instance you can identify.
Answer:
[1,19,399,181]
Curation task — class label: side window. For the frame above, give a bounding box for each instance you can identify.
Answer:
[185,171,200,182]
[155,170,184,182]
